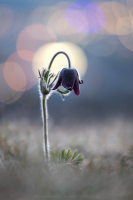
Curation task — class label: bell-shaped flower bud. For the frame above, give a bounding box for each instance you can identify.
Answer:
[53,68,83,95]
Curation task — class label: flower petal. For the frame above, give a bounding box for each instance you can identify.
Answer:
[62,68,75,90]
[79,80,83,84]
[72,69,80,95]
[52,70,63,90]
[73,78,80,95]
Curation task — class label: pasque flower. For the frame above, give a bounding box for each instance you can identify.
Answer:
[38,51,84,164]
[53,68,83,95]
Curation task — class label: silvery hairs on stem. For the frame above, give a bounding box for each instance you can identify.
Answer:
[38,51,83,163]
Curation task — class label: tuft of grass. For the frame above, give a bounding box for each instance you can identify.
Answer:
[50,149,84,166]
[0,132,27,164]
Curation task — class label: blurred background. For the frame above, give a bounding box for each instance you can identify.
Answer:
[1,1,133,199]
[1,0,133,155]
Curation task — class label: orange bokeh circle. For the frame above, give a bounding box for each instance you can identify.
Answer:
[4,52,38,91]
[4,62,26,92]
[16,24,57,54]
[0,63,24,104]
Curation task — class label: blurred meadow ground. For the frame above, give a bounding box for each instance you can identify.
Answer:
[0,118,133,199]
[1,0,133,199]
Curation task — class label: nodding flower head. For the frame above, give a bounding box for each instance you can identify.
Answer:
[52,68,83,95]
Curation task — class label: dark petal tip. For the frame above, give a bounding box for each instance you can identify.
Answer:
[79,80,83,84]
[73,80,80,96]
[74,88,80,95]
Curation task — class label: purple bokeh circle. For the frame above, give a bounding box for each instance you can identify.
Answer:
[65,0,105,33]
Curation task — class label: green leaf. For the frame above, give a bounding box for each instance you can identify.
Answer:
[56,88,70,101]
[57,89,70,94]
[72,154,84,165]
[61,149,66,161]
[48,73,52,76]
[50,149,84,166]
[48,73,55,84]
[71,150,78,160]
[44,70,50,82]
[50,73,59,86]
[50,151,57,162]
[65,149,72,161]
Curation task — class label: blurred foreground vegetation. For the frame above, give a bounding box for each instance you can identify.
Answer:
[0,121,133,200]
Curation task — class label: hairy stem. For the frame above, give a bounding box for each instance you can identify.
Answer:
[40,51,71,163]
[46,51,71,82]
[42,96,49,161]
[49,51,71,70]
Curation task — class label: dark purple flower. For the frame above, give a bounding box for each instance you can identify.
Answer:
[52,68,83,95]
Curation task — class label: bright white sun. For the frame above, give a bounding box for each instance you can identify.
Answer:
[32,42,88,78]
